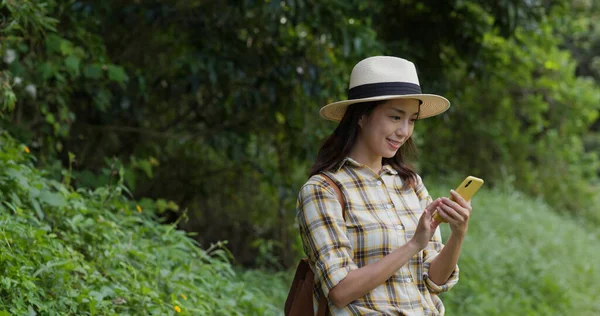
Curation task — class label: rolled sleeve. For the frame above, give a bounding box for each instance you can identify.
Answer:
[296,182,358,298]
[422,228,460,294]
[416,174,459,294]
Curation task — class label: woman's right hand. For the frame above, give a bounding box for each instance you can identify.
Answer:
[410,198,442,250]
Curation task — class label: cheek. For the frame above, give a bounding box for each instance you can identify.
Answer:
[382,122,399,136]
[376,124,393,139]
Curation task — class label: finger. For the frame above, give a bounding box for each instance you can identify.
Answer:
[443,197,468,214]
[435,207,454,224]
[450,190,470,208]
[444,198,470,219]
[424,203,440,222]
[424,207,433,221]
[419,207,431,227]
[438,203,463,222]
[426,198,442,212]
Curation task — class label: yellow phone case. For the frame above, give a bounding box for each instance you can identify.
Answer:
[433,176,484,223]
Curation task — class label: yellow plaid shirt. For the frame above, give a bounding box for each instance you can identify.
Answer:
[296,157,459,315]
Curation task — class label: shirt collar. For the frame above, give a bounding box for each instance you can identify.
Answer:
[336,157,398,175]
[381,164,399,175]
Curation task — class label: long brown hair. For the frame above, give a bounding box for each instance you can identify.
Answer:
[310,100,419,188]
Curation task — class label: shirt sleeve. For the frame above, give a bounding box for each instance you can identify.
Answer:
[415,175,460,294]
[296,182,358,298]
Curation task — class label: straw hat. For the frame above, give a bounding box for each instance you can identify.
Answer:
[320,56,450,121]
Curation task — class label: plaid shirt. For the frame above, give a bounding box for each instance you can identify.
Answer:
[296,157,459,315]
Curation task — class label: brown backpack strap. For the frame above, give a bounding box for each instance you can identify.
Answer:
[316,292,328,316]
[316,173,346,315]
[320,173,345,219]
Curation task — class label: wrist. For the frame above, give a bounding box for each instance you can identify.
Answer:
[407,238,425,253]
[450,229,467,240]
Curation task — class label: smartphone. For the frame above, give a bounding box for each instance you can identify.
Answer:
[433,176,484,223]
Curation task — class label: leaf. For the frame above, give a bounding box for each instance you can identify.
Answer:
[45,34,63,54]
[31,200,44,220]
[59,39,74,56]
[38,191,67,208]
[83,64,103,80]
[64,55,81,77]
[33,259,74,277]
[275,112,285,124]
[38,62,57,81]
[544,60,559,70]
[93,90,112,111]
[167,200,180,211]
[107,65,129,84]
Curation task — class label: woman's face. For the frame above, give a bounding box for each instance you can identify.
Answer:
[358,98,420,158]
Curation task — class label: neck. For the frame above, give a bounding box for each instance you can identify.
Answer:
[348,139,382,174]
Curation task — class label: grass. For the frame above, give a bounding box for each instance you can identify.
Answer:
[422,183,598,315]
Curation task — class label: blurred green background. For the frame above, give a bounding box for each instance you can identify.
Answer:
[0,0,599,314]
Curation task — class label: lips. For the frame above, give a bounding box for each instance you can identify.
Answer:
[387,138,402,149]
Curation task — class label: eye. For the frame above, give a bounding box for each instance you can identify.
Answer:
[391,116,402,121]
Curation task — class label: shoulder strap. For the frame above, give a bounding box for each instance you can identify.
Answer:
[320,173,346,219]
[316,173,345,316]
[317,293,328,316]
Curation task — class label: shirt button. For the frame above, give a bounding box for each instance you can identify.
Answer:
[386,204,393,209]
[396,225,403,230]
[405,277,411,283]
[376,180,382,186]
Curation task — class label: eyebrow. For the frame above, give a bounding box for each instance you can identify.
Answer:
[392,108,419,116]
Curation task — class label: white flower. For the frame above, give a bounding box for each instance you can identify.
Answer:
[296,67,304,75]
[4,49,16,64]
[13,76,22,86]
[320,34,327,44]
[25,84,37,98]
[120,98,131,109]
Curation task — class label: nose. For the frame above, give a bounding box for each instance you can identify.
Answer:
[396,122,409,139]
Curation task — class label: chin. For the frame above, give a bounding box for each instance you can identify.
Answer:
[382,150,397,159]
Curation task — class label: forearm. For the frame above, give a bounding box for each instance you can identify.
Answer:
[329,240,421,308]
[428,232,464,285]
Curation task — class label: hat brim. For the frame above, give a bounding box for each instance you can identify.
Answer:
[319,94,450,122]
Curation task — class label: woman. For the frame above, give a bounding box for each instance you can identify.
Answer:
[296,56,472,315]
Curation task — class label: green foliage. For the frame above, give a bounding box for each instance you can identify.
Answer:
[1,0,129,156]
[419,10,600,222]
[0,132,281,315]
[427,181,600,315]
[2,2,598,314]
[1,0,599,269]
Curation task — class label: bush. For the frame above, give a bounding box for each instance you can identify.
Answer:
[0,131,282,315]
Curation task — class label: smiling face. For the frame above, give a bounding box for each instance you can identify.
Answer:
[356,98,420,160]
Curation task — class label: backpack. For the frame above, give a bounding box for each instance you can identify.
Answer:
[285,173,346,316]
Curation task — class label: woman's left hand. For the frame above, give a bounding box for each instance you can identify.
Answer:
[436,190,472,237]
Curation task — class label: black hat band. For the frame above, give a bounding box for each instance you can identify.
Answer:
[348,82,422,100]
